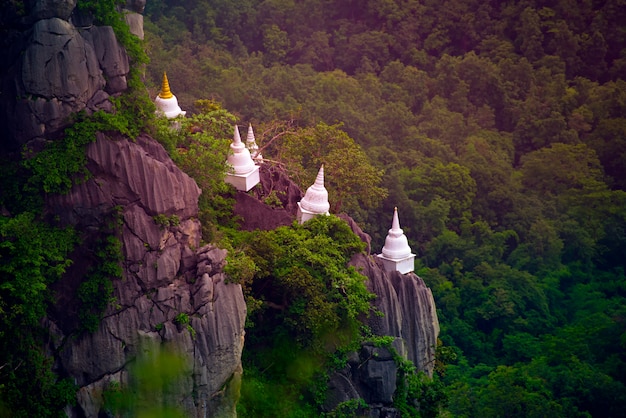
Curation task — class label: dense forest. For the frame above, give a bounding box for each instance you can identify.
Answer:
[0,0,624,416]
[141,0,626,416]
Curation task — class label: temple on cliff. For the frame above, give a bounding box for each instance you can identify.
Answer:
[377,207,415,274]
[297,165,330,224]
[225,125,261,191]
[154,72,186,118]
[246,124,263,162]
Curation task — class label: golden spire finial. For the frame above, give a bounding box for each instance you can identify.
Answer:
[159,72,173,99]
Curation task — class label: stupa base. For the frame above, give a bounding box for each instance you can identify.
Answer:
[225,166,260,192]
[377,253,415,274]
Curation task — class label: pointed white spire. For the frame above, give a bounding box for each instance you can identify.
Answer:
[297,165,330,223]
[225,125,260,191]
[246,124,263,162]
[228,125,256,174]
[377,207,415,274]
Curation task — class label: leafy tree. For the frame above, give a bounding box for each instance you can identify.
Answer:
[270,122,387,217]
[399,160,476,226]
[0,213,78,417]
[151,105,236,236]
[232,215,373,416]
[520,143,606,197]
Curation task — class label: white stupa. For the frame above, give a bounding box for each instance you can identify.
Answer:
[154,72,186,119]
[377,207,415,274]
[225,125,260,191]
[246,124,263,162]
[297,165,330,224]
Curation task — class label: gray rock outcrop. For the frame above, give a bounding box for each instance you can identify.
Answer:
[344,222,440,377]
[29,0,77,21]
[46,132,246,417]
[233,164,302,231]
[124,0,146,39]
[335,215,439,379]
[0,0,132,151]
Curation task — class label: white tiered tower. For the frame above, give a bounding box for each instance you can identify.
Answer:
[377,207,415,274]
[297,165,330,224]
[225,125,260,191]
[154,72,186,119]
[246,124,263,162]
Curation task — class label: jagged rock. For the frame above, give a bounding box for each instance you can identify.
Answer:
[82,25,130,94]
[357,344,397,404]
[324,344,400,416]
[0,6,134,148]
[45,133,246,417]
[15,17,105,143]
[233,191,294,231]
[324,371,362,412]
[233,163,301,231]
[125,0,146,13]
[29,0,77,21]
[85,89,113,114]
[48,132,201,226]
[3,5,245,416]
[124,12,144,40]
[23,18,104,102]
[74,370,126,417]
[334,214,440,376]
[349,251,440,377]
[3,16,106,147]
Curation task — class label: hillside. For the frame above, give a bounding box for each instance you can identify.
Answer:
[141,0,626,417]
[0,1,442,417]
[1,0,625,417]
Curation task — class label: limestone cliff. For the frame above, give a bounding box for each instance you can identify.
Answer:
[1,1,246,416]
[46,132,246,417]
[0,0,143,151]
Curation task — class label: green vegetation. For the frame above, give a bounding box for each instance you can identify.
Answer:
[102,344,187,417]
[77,0,148,67]
[142,0,626,416]
[228,215,448,416]
[150,103,236,238]
[78,210,124,333]
[228,215,375,416]
[0,212,78,417]
[2,0,626,416]
[153,213,181,229]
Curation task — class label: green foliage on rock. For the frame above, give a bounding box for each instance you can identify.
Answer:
[0,213,78,416]
[151,105,236,236]
[231,215,374,416]
[271,122,388,220]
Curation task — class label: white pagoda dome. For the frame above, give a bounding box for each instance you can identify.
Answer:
[297,165,330,224]
[246,124,263,162]
[225,125,260,191]
[377,207,415,274]
[154,72,186,119]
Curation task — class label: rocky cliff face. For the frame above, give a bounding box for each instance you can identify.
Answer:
[1,1,246,416]
[325,217,440,416]
[46,132,246,417]
[0,0,143,151]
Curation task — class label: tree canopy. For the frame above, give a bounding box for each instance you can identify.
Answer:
[141,0,626,415]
